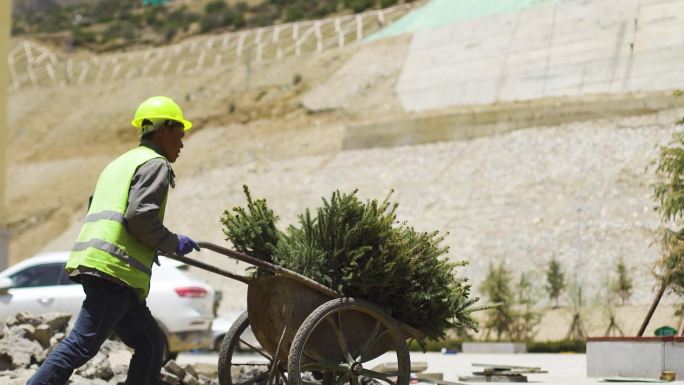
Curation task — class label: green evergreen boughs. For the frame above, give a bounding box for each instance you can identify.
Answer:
[611,258,633,305]
[545,256,565,309]
[481,264,541,341]
[481,262,515,341]
[221,186,479,339]
[220,185,281,268]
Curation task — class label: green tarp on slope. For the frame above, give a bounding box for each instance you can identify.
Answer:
[368,0,557,41]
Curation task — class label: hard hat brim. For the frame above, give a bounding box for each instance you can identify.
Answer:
[131,116,193,131]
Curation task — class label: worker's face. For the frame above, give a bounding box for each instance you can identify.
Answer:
[158,123,185,163]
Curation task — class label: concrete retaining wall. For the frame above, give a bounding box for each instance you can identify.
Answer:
[343,92,684,150]
[397,0,684,112]
[587,337,684,379]
[462,342,527,354]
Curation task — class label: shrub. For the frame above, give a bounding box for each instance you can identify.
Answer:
[221,187,481,339]
[286,3,306,21]
[344,0,375,13]
[409,339,587,353]
[70,27,97,47]
[408,339,463,352]
[205,0,228,14]
[527,339,586,353]
[200,14,224,33]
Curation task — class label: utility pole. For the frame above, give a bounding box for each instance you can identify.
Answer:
[0,0,11,269]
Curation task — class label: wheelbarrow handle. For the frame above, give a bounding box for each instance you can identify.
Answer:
[161,251,253,284]
[198,241,340,298]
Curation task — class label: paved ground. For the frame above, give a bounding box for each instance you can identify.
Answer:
[176,351,684,385]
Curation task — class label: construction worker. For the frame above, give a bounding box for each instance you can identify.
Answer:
[28,96,199,385]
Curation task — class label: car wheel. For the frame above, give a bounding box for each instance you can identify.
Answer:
[163,337,178,363]
[214,334,225,351]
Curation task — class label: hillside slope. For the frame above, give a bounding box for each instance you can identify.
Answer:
[7,1,683,336]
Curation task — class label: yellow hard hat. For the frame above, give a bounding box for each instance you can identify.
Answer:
[131,96,193,131]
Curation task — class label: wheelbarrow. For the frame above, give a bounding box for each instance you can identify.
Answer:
[167,241,426,385]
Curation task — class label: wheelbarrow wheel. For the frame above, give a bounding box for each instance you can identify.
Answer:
[218,311,287,385]
[288,298,410,385]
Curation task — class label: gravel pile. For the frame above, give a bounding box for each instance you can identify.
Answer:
[0,312,217,385]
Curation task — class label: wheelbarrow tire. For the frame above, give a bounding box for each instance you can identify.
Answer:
[218,310,250,385]
[218,311,280,385]
[288,297,410,385]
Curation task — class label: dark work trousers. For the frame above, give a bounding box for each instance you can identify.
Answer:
[27,275,165,385]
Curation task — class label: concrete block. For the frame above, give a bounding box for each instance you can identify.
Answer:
[164,359,186,379]
[159,368,181,385]
[587,337,684,379]
[184,363,199,379]
[40,313,71,332]
[33,324,52,348]
[76,351,114,380]
[183,372,200,385]
[462,342,527,354]
[664,340,684,379]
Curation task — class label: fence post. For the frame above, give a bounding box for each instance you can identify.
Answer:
[95,58,108,83]
[237,32,246,59]
[77,62,89,84]
[46,62,57,86]
[315,21,323,52]
[272,26,281,60]
[111,63,122,80]
[255,28,263,63]
[23,41,38,86]
[356,14,363,41]
[66,58,74,84]
[335,18,344,48]
[8,56,20,91]
[196,48,207,71]
[175,60,186,75]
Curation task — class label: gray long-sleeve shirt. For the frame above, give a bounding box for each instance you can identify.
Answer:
[70,141,179,284]
[124,141,179,253]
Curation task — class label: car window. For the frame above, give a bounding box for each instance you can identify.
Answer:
[58,264,78,285]
[9,263,65,288]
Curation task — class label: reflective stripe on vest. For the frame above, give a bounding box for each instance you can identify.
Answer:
[84,210,125,224]
[72,238,152,277]
[66,146,168,299]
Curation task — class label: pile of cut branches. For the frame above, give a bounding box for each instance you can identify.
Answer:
[220,186,480,339]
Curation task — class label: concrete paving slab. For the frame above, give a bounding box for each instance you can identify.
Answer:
[176,351,684,385]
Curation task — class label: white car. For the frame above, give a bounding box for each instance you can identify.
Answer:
[0,251,216,357]
[211,309,261,352]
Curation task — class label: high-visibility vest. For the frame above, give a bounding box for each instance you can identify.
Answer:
[66,146,169,299]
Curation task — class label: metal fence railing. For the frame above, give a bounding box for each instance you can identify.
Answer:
[8,3,415,91]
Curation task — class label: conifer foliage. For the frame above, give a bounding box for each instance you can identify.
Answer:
[221,186,479,339]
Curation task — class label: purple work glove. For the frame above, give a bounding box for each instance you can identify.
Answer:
[176,234,200,256]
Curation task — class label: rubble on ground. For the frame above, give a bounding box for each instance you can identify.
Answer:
[0,312,217,385]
